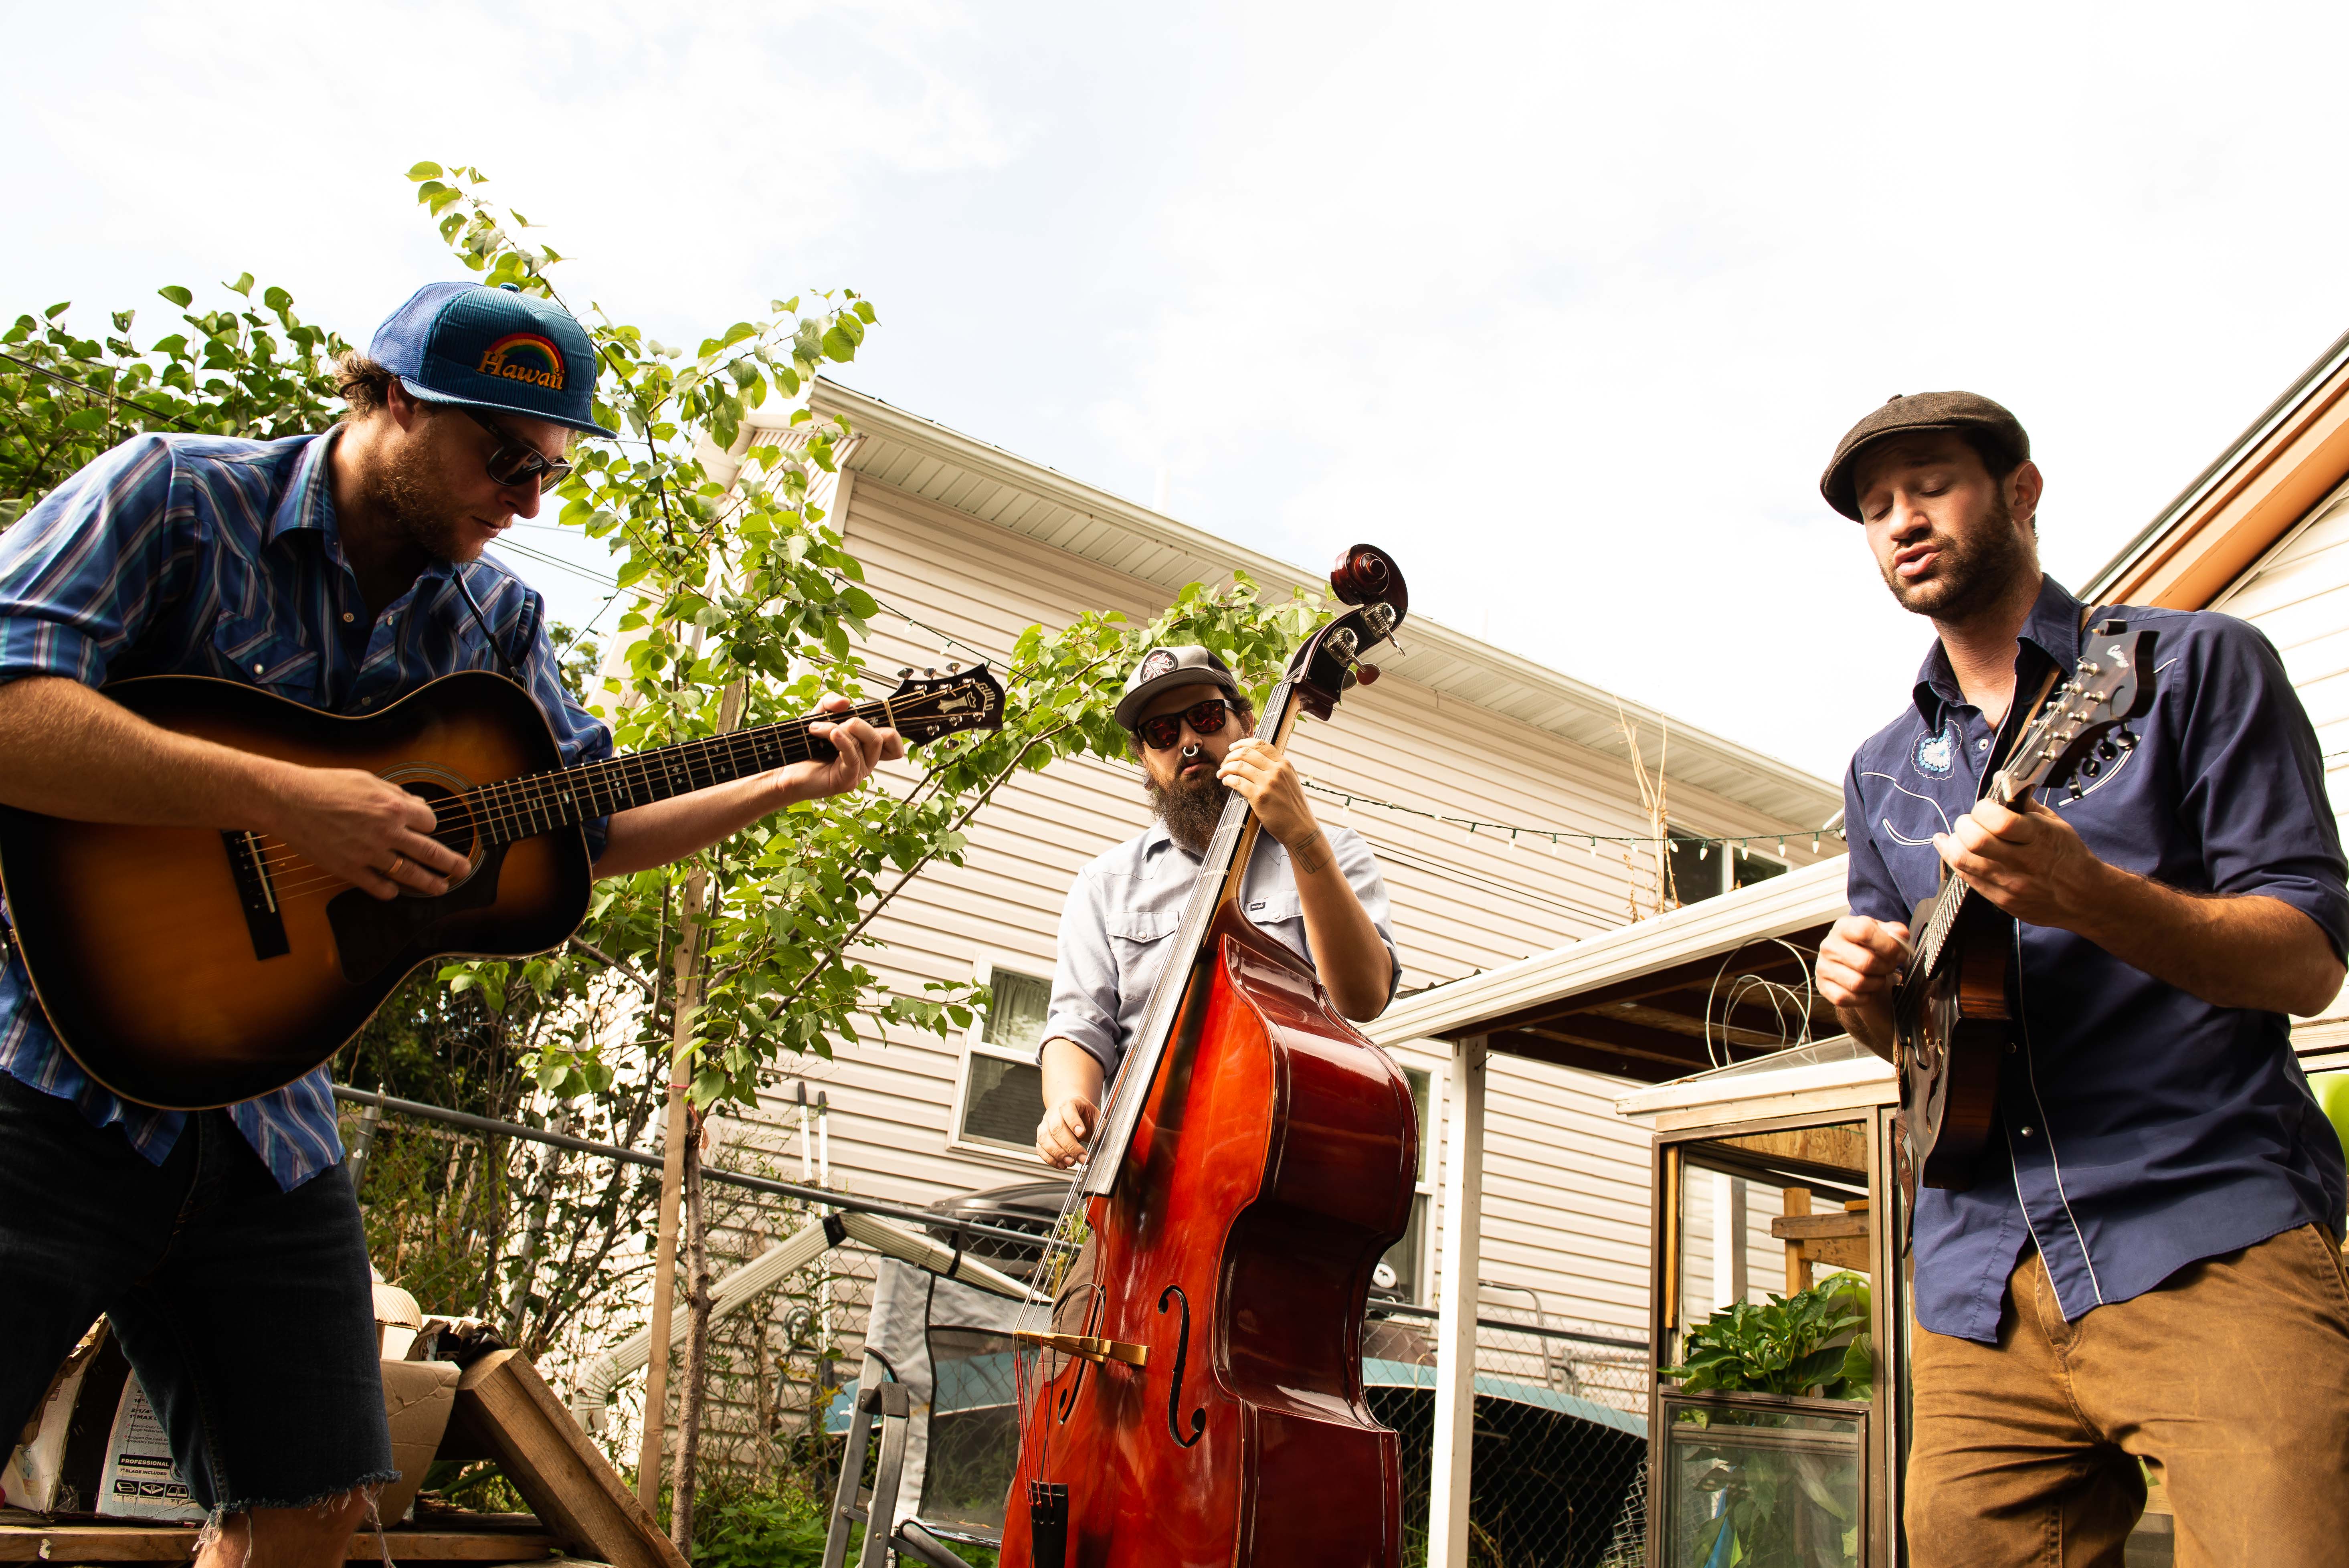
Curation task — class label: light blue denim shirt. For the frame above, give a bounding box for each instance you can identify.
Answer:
[1040,819,1399,1080]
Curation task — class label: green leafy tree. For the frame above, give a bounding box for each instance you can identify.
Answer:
[0,277,352,525]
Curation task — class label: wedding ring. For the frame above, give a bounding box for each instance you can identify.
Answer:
[388,852,406,877]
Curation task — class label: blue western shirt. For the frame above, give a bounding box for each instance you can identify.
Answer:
[0,430,613,1189]
[1844,574,2349,1342]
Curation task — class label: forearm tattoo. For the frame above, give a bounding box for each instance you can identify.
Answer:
[1290,831,1334,877]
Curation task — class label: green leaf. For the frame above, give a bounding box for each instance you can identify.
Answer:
[44,301,70,320]
[225,272,254,297]
[407,161,444,180]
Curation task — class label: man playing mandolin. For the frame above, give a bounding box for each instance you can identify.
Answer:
[1814,392,2349,1563]
[1033,645,1399,1168]
[0,284,900,1568]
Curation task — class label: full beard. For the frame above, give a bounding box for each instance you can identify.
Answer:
[1879,493,2035,624]
[1147,760,1232,857]
[365,428,479,564]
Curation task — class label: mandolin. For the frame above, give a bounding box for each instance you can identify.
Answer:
[1893,620,2157,1203]
[0,665,1004,1109]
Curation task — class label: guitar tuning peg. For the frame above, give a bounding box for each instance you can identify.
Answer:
[1340,669,1358,691]
[897,667,912,679]
[2096,740,2119,761]
[2068,779,2086,800]
[2115,726,2137,750]
[1356,663,1381,686]
[947,661,960,672]
[924,667,937,678]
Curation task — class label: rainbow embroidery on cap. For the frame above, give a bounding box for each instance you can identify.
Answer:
[477,333,566,391]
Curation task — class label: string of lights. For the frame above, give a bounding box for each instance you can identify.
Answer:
[1297,777,1843,861]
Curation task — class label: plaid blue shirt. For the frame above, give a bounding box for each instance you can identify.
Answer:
[0,430,613,1189]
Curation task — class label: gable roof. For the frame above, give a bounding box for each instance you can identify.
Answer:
[752,379,1840,830]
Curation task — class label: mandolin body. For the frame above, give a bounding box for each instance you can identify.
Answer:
[1894,889,2015,1193]
[999,908,1417,1568]
[0,672,592,1109]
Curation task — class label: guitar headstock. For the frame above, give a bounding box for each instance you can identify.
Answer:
[1996,623,2160,802]
[883,664,1008,745]
[1291,544,1409,721]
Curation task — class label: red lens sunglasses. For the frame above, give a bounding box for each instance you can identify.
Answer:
[1135,697,1241,751]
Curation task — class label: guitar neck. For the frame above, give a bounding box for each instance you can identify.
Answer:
[461,698,893,848]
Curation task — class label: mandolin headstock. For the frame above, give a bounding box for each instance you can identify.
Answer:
[1995,623,2159,802]
[1291,544,1410,721]
[883,664,1009,744]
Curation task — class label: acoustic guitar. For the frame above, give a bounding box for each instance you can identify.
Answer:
[1893,619,2156,1204]
[0,665,1005,1109]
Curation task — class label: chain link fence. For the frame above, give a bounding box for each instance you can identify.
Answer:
[350,1091,1652,1565]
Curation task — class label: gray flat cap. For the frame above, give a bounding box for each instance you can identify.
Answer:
[1820,391,2030,520]
[1113,645,1241,730]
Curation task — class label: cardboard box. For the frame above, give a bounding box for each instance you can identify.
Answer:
[4,1326,459,1526]
[374,1359,461,1526]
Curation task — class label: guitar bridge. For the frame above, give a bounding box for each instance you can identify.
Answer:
[220,830,289,961]
[1014,1330,1148,1368]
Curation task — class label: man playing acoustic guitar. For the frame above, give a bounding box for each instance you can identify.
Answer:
[0,284,900,1567]
[1813,392,2349,1564]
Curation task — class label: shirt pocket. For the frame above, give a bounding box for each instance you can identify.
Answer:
[1106,907,1183,1001]
[211,612,321,702]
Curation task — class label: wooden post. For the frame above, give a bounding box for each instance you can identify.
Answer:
[1428,1035,1487,1568]
[635,864,709,1512]
[632,675,745,1517]
[1783,1187,1813,1295]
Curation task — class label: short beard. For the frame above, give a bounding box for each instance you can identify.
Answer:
[1879,490,2035,624]
[364,416,473,563]
[1146,764,1231,857]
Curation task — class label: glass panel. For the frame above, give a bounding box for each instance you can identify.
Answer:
[1667,829,1721,906]
[1403,1065,1431,1182]
[1378,1191,1427,1301]
[958,1054,1045,1151]
[1732,849,1790,890]
[1669,1122,1873,1398]
[1664,1399,1864,1567]
[918,1326,1020,1532]
[981,967,1051,1054]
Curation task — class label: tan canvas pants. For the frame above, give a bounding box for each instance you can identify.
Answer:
[1905,1224,2349,1567]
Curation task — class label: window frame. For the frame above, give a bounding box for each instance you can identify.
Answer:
[944,952,1059,1168]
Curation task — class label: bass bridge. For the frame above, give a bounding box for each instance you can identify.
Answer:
[1014,1330,1149,1369]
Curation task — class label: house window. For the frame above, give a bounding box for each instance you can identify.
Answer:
[954,963,1053,1156]
[1379,1065,1436,1302]
[1667,826,1790,907]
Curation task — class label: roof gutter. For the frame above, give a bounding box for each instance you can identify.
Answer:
[2087,324,2349,601]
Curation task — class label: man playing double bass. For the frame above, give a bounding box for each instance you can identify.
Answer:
[1033,645,1399,1168]
[1813,392,2349,1563]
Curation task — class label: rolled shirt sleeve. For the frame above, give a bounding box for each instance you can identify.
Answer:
[2170,615,2349,960]
[1040,866,1125,1076]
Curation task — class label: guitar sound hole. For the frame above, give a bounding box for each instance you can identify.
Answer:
[382,773,484,899]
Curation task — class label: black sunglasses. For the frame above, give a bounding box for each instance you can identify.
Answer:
[464,408,574,489]
[1135,697,1241,751]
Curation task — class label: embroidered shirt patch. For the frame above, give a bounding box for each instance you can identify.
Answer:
[1912,726,1956,776]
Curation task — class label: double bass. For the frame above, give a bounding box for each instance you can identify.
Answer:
[999,546,1419,1568]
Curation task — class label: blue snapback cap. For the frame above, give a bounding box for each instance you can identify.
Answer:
[369,282,615,438]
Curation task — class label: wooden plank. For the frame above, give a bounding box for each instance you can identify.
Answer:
[1768,1212,1870,1241]
[453,1352,686,1568]
[0,1526,560,1562]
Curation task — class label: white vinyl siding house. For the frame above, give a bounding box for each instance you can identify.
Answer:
[706,381,1843,1341]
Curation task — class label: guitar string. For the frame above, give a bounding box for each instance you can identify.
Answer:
[241,690,983,902]
[234,697,912,885]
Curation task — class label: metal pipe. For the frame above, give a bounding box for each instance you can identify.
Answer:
[328,1083,1047,1251]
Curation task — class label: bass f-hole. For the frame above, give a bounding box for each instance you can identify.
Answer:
[1157,1284,1205,1449]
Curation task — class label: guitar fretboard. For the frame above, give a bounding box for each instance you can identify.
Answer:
[444,697,896,849]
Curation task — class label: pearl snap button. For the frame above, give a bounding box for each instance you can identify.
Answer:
[252,662,265,674]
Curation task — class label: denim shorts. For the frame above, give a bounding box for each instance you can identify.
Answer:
[0,1071,394,1514]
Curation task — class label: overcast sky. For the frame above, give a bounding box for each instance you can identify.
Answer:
[8,1,2347,784]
